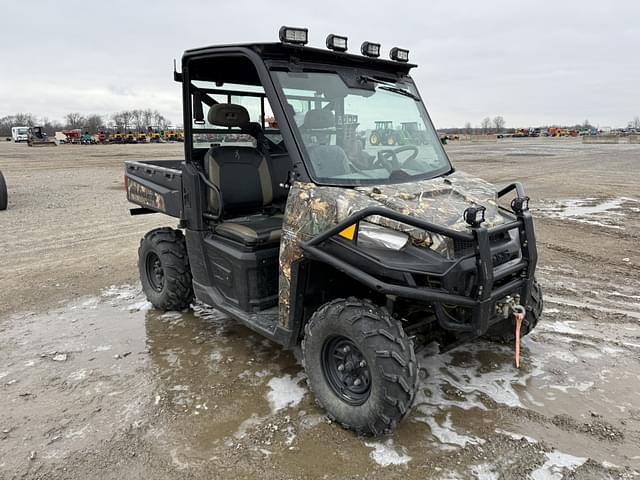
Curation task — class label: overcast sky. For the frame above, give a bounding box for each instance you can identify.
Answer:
[1,0,638,128]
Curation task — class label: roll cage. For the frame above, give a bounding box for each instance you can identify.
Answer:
[177,42,448,187]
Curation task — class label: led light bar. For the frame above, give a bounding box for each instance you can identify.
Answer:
[463,206,486,228]
[390,47,409,62]
[326,34,348,52]
[279,26,308,45]
[360,41,380,58]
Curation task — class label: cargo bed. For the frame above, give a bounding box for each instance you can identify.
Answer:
[124,160,183,217]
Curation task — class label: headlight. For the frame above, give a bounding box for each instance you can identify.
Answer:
[410,231,454,259]
[357,222,409,251]
[427,233,454,259]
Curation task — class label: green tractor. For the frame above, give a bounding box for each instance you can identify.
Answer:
[369,120,398,146]
[401,122,428,145]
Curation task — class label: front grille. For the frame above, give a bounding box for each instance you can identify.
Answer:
[454,231,510,255]
[492,249,518,267]
[454,238,474,254]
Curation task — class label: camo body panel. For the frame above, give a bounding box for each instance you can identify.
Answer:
[278,171,506,327]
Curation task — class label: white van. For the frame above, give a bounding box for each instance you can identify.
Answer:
[11,126,29,142]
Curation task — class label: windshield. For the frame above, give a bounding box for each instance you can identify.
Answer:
[272,71,451,185]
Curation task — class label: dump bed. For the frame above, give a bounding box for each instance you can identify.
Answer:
[124,160,183,218]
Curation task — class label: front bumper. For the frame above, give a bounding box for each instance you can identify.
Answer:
[301,182,536,337]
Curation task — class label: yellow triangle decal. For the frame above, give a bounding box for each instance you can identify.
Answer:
[339,224,357,241]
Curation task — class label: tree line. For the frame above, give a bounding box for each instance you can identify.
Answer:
[444,117,640,135]
[0,110,172,137]
[442,118,600,135]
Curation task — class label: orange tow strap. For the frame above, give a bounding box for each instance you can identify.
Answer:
[514,309,525,368]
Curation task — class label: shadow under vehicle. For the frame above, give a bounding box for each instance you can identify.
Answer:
[124,27,542,435]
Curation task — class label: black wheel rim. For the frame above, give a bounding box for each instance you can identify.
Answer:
[321,336,371,406]
[145,252,164,292]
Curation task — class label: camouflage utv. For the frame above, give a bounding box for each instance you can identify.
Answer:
[125,27,542,435]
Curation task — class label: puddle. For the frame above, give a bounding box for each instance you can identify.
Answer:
[535,196,640,229]
[530,450,587,480]
[266,373,307,413]
[364,440,412,467]
[422,413,485,448]
[1,279,640,476]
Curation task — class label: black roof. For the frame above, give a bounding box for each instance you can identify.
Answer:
[183,42,417,76]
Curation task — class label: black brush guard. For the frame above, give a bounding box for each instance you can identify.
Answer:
[301,182,536,337]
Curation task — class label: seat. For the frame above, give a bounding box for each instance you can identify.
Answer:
[306,144,351,178]
[301,109,351,178]
[204,103,284,246]
[205,145,273,216]
[215,214,283,246]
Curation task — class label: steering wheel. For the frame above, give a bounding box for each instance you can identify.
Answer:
[374,146,420,171]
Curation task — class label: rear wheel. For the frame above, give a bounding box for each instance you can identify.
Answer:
[138,227,194,310]
[0,171,7,210]
[485,279,543,342]
[302,298,418,435]
[369,132,379,145]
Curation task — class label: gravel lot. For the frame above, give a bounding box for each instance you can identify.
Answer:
[0,138,639,479]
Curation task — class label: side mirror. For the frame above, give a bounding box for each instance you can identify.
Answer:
[193,92,205,125]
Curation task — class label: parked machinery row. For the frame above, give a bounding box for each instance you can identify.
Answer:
[61,128,184,144]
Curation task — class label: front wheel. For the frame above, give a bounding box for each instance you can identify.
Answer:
[484,279,543,342]
[302,298,418,435]
[138,227,194,310]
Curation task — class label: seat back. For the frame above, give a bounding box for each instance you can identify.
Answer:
[267,153,293,205]
[300,108,351,178]
[205,146,273,217]
[306,145,351,178]
[204,104,274,217]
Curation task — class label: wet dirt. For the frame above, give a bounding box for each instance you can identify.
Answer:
[1,138,640,479]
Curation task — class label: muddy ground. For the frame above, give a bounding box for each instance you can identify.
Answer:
[0,138,639,479]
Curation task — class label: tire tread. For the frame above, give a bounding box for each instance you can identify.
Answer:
[301,298,418,436]
[138,227,194,311]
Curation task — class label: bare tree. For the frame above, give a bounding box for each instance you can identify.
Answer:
[152,110,170,129]
[65,112,85,129]
[481,117,491,134]
[493,116,505,133]
[632,116,640,130]
[142,109,153,128]
[121,110,134,130]
[132,109,145,130]
[41,117,64,136]
[84,114,104,133]
[14,113,37,127]
[0,116,16,136]
[111,112,124,130]
[464,122,472,135]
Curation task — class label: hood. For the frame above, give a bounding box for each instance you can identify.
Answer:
[346,171,505,232]
[284,172,507,252]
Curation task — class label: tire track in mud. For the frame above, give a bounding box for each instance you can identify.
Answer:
[0,142,182,315]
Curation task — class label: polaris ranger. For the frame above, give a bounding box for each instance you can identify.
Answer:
[125,27,542,435]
